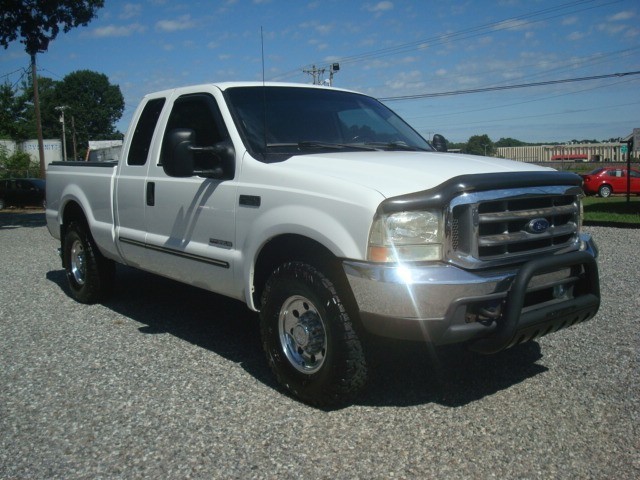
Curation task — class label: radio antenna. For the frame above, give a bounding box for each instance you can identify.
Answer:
[261,27,267,157]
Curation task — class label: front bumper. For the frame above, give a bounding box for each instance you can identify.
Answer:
[343,233,600,353]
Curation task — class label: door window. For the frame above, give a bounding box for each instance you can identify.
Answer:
[127,98,166,166]
[160,93,228,172]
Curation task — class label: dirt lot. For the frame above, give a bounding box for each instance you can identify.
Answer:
[1,212,638,479]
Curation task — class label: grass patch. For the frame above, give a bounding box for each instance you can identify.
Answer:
[583,196,640,226]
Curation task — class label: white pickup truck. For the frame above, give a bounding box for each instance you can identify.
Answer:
[46,82,600,406]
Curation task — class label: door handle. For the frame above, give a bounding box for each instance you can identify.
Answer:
[146,182,155,206]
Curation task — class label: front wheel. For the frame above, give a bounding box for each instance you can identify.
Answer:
[260,262,368,406]
[62,221,115,304]
[598,184,612,198]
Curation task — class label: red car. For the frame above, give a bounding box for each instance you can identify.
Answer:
[580,167,640,197]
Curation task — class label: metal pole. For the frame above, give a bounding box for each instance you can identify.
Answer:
[56,106,68,161]
[31,54,46,178]
[71,115,78,161]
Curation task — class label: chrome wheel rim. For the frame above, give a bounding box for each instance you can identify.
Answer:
[278,295,327,374]
[70,240,86,286]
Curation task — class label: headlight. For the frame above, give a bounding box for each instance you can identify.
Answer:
[367,210,443,262]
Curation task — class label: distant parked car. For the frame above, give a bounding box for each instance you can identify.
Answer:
[580,167,640,197]
[0,178,46,210]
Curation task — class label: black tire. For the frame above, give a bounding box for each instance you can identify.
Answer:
[598,184,612,198]
[62,221,115,303]
[260,262,368,407]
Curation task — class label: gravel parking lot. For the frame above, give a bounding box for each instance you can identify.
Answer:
[1,211,638,479]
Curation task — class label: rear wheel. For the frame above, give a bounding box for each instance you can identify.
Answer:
[63,222,115,303]
[260,262,368,406]
[598,184,612,198]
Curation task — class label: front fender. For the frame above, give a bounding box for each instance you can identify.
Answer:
[238,204,371,310]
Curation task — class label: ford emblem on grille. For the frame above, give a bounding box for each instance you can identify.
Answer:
[527,218,550,234]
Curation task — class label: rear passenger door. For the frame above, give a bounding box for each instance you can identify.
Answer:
[115,96,166,267]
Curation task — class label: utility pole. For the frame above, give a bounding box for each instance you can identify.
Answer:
[303,63,340,86]
[303,65,325,85]
[71,115,78,161]
[31,53,46,177]
[55,105,68,161]
[328,63,340,86]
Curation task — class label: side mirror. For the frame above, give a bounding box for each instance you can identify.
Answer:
[163,129,236,179]
[164,128,196,177]
[432,134,448,152]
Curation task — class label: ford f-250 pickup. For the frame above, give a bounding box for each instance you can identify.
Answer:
[46,82,600,406]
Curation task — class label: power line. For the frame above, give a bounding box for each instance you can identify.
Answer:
[270,0,623,81]
[405,76,640,121]
[429,100,640,129]
[378,71,640,101]
[0,67,26,81]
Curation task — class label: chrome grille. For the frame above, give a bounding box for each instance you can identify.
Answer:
[448,187,581,269]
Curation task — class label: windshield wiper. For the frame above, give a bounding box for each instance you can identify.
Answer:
[298,141,379,151]
[364,141,429,152]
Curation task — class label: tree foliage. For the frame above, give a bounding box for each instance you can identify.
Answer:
[1,71,124,158]
[0,144,37,179]
[0,82,30,140]
[0,0,105,55]
[466,134,494,156]
[50,70,124,147]
[495,137,528,148]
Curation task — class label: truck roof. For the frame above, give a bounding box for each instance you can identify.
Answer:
[142,81,357,99]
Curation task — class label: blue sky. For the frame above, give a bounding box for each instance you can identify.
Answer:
[1,0,638,143]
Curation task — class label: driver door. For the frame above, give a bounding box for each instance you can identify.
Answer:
[143,91,239,298]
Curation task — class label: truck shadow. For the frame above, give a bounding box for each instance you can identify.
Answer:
[46,265,547,409]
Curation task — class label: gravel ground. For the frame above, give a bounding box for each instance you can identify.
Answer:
[0,212,638,479]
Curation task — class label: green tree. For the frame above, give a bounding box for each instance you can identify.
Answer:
[0,147,37,179]
[13,71,124,159]
[495,137,528,148]
[0,0,105,177]
[14,75,59,139]
[466,134,494,156]
[0,83,29,140]
[53,70,124,155]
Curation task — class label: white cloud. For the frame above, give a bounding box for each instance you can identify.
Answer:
[156,15,196,32]
[91,23,146,37]
[562,16,578,26]
[299,21,334,35]
[315,23,334,35]
[567,31,585,41]
[366,2,394,13]
[608,10,635,21]
[492,19,529,31]
[597,23,626,35]
[120,3,142,20]
[625,28,639,38]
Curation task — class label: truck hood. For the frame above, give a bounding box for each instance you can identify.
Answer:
[277,151,554,198]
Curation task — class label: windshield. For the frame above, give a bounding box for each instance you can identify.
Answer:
[224,86,432,160]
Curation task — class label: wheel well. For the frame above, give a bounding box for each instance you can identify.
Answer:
[60,201,88,240]
[253,234,340,308]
